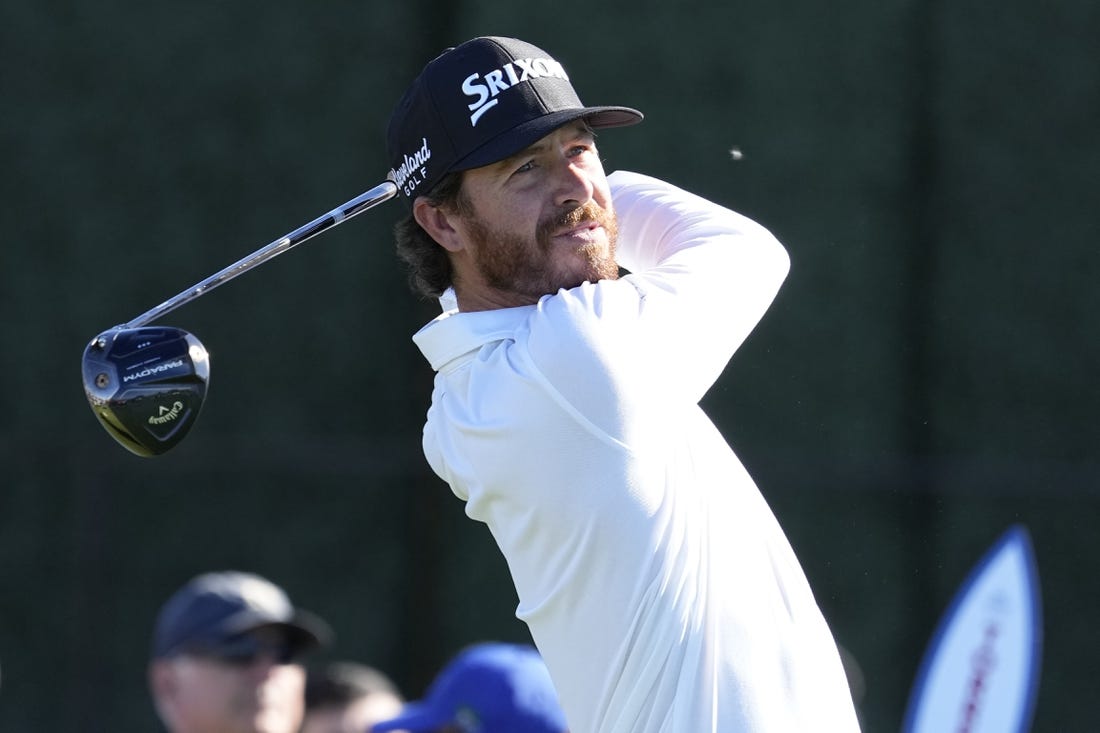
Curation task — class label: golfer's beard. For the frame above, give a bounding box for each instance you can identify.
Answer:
[469,202,620,299]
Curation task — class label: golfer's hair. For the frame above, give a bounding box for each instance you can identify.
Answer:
[394,170,467,299]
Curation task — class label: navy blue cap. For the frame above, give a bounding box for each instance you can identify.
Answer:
[386,36,643,204]
[151,571,332,660]
[371,642,567,733]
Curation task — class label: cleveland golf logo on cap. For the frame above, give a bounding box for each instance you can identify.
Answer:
[462,56,570,126]
[391,137,433,196]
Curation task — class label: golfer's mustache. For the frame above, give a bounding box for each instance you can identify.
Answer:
[539,202,610,236]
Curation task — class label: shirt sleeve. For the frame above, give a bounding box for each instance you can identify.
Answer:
[525,170,790,429]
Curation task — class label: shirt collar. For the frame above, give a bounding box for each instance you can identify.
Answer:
[412,305,535,372]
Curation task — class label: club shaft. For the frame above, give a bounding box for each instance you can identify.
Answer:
[124,180,398,328]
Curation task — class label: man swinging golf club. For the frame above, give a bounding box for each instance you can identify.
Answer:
[386,36,861,733]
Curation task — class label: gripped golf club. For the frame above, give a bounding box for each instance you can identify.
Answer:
[82,180,397,457]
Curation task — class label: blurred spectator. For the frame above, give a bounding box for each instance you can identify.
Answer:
[147,570,332,733]
[371,642,567,733]
[302,661,405,733]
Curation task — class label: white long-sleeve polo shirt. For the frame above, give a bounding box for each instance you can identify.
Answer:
[412,171,861,733]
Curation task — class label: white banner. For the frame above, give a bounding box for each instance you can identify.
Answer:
[902,525,1042,733]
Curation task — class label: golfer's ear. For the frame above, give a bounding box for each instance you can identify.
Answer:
[414,198,464,252]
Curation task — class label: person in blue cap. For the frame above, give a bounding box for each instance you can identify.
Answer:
[371,642,568,733]
[147,570,333,733]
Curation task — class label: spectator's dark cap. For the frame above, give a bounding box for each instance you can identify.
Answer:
[151,571,332,660]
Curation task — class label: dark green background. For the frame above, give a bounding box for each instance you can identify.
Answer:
[3,1,1097,730]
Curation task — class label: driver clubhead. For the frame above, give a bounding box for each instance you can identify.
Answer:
[82,326,210,457]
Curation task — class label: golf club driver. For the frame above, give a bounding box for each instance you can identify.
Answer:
[82,179,398,457]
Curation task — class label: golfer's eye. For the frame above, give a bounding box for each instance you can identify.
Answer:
[515,160,536,174]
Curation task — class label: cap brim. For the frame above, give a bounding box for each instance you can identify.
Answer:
[370,701,451,732]
[452,105,643,174]
[222,608,334,655]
